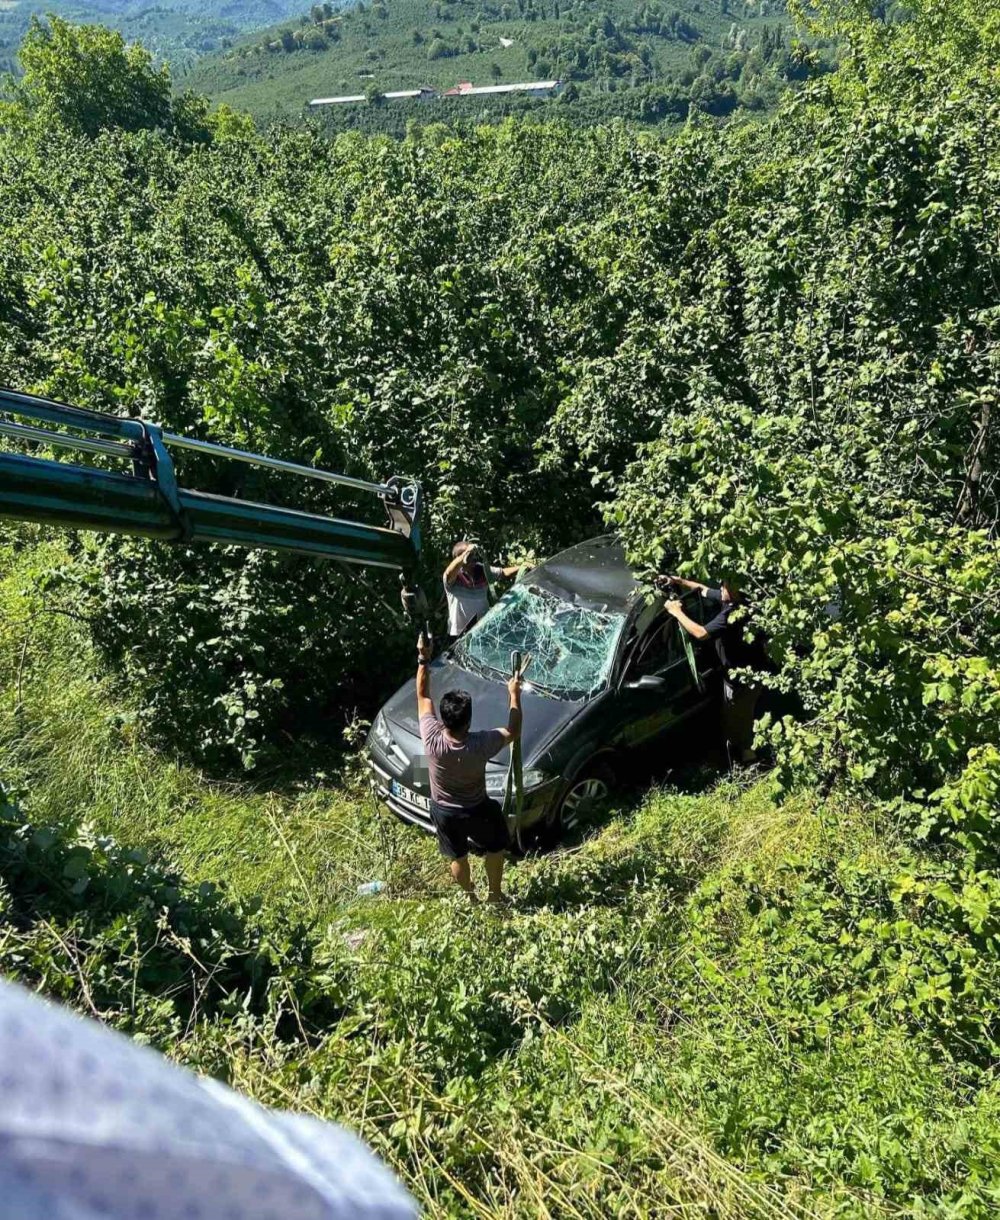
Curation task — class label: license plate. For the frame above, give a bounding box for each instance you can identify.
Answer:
[390,780,430,812]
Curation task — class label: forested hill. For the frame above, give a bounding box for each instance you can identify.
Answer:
[184,0,829,128]
[0,0,307,76]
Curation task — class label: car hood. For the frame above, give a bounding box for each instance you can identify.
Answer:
[381,656,586,766]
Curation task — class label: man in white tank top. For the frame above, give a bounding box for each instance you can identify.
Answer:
[443,541,520,642]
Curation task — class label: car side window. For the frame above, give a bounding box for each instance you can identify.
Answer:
[624,593,705,681]
[631,616,675,676]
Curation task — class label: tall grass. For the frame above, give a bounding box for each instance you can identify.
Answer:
[0,537,443,917]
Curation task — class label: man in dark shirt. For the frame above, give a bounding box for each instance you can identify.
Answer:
[660,574,763,765]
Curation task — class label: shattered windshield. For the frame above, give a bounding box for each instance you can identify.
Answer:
[454,584,626,698]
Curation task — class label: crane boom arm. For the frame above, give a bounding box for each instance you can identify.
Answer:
[0,388,420,576]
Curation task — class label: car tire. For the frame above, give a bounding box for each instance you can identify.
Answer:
[534,760,615,851]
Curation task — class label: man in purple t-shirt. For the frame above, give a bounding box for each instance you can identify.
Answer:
[416,633,522,903]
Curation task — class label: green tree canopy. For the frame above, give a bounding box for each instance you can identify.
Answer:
[11,16,172,138]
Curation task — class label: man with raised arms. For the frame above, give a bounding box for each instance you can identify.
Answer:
[415,633,522,903]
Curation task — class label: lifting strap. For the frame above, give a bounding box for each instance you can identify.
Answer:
[483,556,497,608]
[639,577,705,694]
[680,622,704,692]
[502,649,532,821]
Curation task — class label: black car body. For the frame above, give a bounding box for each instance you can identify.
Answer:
[365,536,718,846]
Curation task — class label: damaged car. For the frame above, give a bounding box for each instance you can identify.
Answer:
[365,536,719,849]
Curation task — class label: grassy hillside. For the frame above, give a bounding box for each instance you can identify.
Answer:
[185,0,820,125]
[0,0,309,74]
[4,537,1000,1216]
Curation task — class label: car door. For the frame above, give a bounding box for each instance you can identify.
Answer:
[608,606,706,750]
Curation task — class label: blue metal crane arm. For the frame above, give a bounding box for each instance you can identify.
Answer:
[0,388,420,575]
[0,388,148,442]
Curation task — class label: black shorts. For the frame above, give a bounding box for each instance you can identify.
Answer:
[429,797,510,860]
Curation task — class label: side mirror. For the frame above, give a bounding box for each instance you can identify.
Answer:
[624,674,668,692]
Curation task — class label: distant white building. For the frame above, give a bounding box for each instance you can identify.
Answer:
[310,94,366,105]
[308,80,563,107]
[384,88,436,101]
[309,87,436,107]
[499,37,514,47]
[442,79,563,97]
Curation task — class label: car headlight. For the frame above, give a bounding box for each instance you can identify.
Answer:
[521,768,551,791]
[485,767,551,794]
[371,711,393,751]
[485,771,507,795]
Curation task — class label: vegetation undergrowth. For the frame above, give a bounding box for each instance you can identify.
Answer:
[0,536,439,917]
[3,2,1000,1216]
[5,542,1000,1215]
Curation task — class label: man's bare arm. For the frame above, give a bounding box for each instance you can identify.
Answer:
[496,674,523,745]
[664,599,709,640]
[444,545,476,586]
[658,574,709,595]
[416,635,434,718]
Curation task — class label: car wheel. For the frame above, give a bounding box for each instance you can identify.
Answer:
[535,761,615,850]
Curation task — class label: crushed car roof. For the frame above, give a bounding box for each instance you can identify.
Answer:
[526,535,639,612]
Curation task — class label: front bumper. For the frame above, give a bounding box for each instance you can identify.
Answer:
[364,751,560,838]
[366,754,436,831]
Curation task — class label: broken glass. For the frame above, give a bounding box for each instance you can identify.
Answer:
[454,584,626,698]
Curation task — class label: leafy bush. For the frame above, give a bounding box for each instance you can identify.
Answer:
[4,3,998,798]
[0,795,345,1050]
[606,0,1000,865]
[2,15,214,141]
[5,30,707,764]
